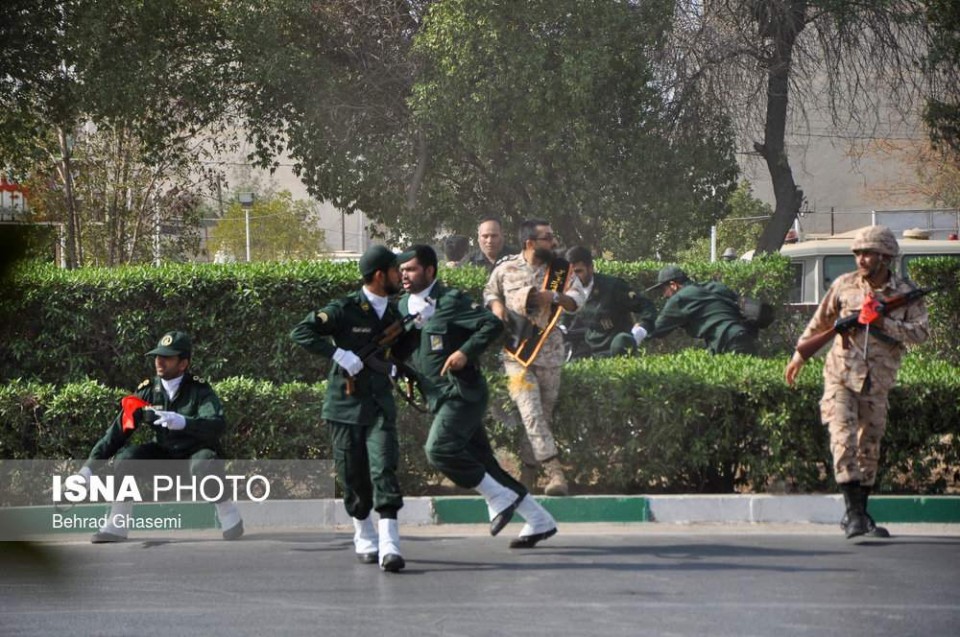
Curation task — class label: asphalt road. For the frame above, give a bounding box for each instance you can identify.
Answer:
[3,524,959,637]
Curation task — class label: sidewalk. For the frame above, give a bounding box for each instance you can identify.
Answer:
[5,494,958,538]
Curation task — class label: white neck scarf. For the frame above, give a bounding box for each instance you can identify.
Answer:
[408,280,437,315]
[161,375,184,401]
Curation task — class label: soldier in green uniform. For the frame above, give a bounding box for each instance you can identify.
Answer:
[290,245,408,572]
[646,265,757,355]
[563,246,657,359]
[396,245,558,548]
[72,330,243,543]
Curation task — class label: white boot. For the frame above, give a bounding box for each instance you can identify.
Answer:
[216,501,244,540]
[474,473,521,535]
[92,501,133,543]
[515,494,557,534]
[509,495,558,549]
[352,516,379,564]
[378,518,405,572]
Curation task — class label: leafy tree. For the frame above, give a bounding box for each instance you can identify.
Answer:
[0,0,235,267]
[207,191,328,262]
[668,1,959,254]
[923,0,960,155]
[678,181,773,262]
[409,0,739,258]
[19,123,220,266]
[229,0,422,242]
[232,0,738,259]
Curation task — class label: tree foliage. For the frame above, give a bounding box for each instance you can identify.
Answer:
[678,181,773,262]
[207,191,329,262]
[232,0,739,259]
[922,0,960,155]
[0,0,236,267]
[409,0,738,258]
[229,0,422,239]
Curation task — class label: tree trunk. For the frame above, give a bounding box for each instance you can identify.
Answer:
[57,126,78,269]
[754,1,807,255]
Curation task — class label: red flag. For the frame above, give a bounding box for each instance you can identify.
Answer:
[120,395,151,433]
[858,294,882,325]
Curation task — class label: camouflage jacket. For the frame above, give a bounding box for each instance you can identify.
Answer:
[483,253,586,367]
[798,271,929,393]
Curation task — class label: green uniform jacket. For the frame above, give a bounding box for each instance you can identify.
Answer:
[85,374,226,468]
[650,281,752,354]
[290,288,403,424]
[564,273,657,353]
[398,283,504,412]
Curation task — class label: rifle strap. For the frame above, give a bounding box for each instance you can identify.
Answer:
[504,258,570,368]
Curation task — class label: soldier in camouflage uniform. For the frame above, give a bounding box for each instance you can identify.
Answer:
[563,246,657,359]
[785,226,929,539]
[397,245,558,548]
[290,245,409,572]
[74,330,244,543]
[483,219,586,496]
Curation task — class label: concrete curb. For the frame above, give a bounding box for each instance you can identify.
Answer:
[6,495,957,536]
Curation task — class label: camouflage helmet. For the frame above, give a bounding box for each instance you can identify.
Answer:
[851,225,899,256]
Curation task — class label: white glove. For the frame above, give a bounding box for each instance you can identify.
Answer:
[631,324,648,345]
[333,348,364,376]
[152,410,187,430]
[71,465,93,486]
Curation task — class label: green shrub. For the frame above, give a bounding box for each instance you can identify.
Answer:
[0,256,797,387]
[909,256,960,366]
[5,351,957,495]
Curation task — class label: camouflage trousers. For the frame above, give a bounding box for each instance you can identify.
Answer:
[503,359,561,463]
[820,381,889,486]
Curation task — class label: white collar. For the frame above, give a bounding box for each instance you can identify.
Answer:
[408,280,437,314]
[362,286,389,319]
[161,375,184,400]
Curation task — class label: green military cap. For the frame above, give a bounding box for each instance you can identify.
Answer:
[146,330,193,357]
[359,244,403,277]
[645,265,688,293]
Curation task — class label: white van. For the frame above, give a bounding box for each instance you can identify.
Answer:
[780,233,960,305]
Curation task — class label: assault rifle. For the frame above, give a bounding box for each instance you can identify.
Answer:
[796,286,936,361]
[342,299,434,397]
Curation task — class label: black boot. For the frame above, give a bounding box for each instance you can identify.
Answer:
[862,486,891,538]
[839,482,868,539]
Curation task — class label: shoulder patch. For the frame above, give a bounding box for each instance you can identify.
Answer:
[137,379,150,390]
[317,311,329,323]
[495,253,519,267]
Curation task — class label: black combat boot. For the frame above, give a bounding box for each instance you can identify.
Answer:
[839,481,868,539]
[862,486,891,538]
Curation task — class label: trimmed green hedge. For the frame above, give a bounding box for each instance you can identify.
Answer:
[0,256,795,386]
[910,257,960,366]
[4,352,957,495]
